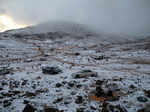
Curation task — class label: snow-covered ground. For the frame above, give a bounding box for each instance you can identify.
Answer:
[0,24,150,112]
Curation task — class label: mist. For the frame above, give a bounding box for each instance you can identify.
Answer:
[1,0,150,36]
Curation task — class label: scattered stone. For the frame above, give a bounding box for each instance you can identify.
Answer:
[74,52,80,56]
[75,96,83,104]
[67,81,76,87]
[24,59,32,63]
[3,100,11,107]
[56,83,62,88]
[0,67,13,75]
[72,70,97,78]
[63,96,72,105]
[0,87,3,91]
[137,103,150,112]
[76,84,82,88]
[23,92,36,97]
[35,88,49,94]
[44,107,60,112]
[96,80,104,85]
[76,108,85,112]
[137,96,148,102]
[92,55,109,60]
[129,85,136,89]
[40,57,47,61]
[102,103,127,112]
[144,90,150,98]
[21,80,28,86]
[23,104,35,112]
[23,100,29,104]
[53,97,63,104]
[42,66,62,75]
[71,91,77,95]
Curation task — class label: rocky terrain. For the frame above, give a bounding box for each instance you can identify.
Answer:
[0,24,150,112]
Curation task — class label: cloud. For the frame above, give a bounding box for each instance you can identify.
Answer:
[0,0,150,36]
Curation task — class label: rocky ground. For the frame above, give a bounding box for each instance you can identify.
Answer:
[0,31,150,112]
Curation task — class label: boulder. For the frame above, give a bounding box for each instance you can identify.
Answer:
[72,70,97,78]
[42,66,62,75]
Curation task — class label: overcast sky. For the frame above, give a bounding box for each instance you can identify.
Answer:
[0,0,150,36]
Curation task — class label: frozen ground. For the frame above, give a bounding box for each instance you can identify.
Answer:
[0,26,150,112]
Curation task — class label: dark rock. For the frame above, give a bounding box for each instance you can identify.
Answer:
[137,103,150,112]
[102,103,127,112]
[129,85,136,89]
[74,52,80,56]
[96,80,104,85]
[68,81,76,87]
[53,97,63,104]
[23,92,36,97]
[42,66,62,75]
[21,80,28,86]
[71,91,77,95]
[23,104,35,112]
[44,107,60,112]
[144,90,150,98]
[40,58,47,61]
[24,59,32,63]
[1,92,14,97]
[75,96,83,104]
[56,83,62,88]
[76,84,82,88]
[0,87,3,91]
[23,100,29,104]
[35,88,49,94]
[3,100,11,107]
[92,55,109,60]
[0,67,13,75]
[72,70,97,78]
[95,85,105,97]
[76,108,85,112]
[137,96,148,102]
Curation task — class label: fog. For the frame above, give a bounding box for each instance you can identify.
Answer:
[0,0,150,36]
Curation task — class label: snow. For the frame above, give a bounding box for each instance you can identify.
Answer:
[0,23,150,112]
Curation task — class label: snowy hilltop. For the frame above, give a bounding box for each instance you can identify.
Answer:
[0,21,150,112]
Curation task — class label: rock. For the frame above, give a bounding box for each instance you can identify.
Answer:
[137,103,150,112]
[76,84,82,88]
[76,108,85,112]
[23,100,29,104]
[67,81,76,87]
[0,67,13,75]
[72,70,97,79]
[42,66,62,75]
[53,97,63,104]
[95,85,105,97]
[75,96,83,104]
[71,91,77,95]
[3,100,11,107]
[144,90,150,98]
[74,52,80,56]
[63,96,72,105]
[35,88,49,94]
[23,104,35,112]
[56,83,62,88]
[40,57,47,61]
[92,55,109,60]
[44,107,60,112]
[129,85,136,89]
[0,88,3,91]
[24,59,32,63]
[102,103,127,112]
[137,96,148,102]
[23,92,36,97]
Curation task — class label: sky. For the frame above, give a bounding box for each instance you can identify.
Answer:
[0,0,150,36]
